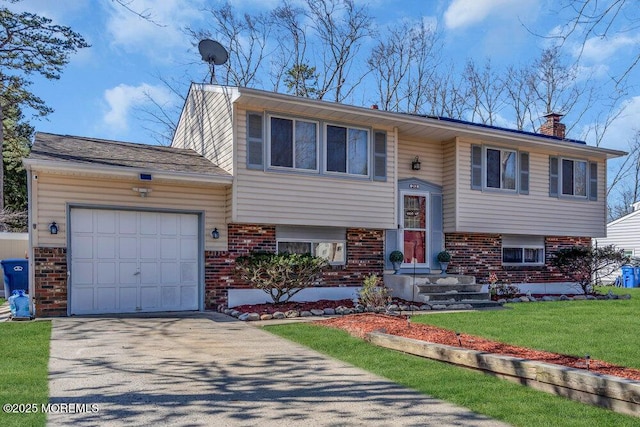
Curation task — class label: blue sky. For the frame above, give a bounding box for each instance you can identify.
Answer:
[8,0,640,153]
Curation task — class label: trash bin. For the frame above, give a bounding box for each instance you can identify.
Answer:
[621,265,635,288]
[1,258,28,298]
[8,289,30,318]
[634,267,640,287]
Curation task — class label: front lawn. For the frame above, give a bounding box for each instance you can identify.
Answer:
[0,321,51,427]
[266,322,638,426]
[412,287,640,370]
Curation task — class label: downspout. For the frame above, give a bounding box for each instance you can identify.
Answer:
[26,167,35,316]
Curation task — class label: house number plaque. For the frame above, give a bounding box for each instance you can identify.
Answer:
[409,184,420,189]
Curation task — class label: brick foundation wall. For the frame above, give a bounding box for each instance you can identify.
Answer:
[33,247,68,317]
[445,233,591,285]
[204,225,384,308]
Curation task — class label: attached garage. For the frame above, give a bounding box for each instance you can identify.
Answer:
[69,208,200,315]
[24,133,232,317]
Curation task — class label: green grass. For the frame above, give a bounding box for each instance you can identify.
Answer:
[0,321,51,427]
[266,322,638,427]
[411,287,640,370]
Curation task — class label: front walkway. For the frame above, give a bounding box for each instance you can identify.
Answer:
[48,312,510,426]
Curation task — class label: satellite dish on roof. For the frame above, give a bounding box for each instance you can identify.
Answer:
[198,39,228,84]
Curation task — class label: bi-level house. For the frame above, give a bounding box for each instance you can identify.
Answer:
[25,84,625,316]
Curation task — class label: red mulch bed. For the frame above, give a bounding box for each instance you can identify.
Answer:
[318,313,640,381]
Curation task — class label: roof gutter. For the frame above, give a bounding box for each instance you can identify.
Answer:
[22,158,234,185]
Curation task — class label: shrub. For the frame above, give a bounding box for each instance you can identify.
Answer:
[389,250,404,263]
[437,251,451,263]
[235,252,329,304]
[550,245,628,294]
[358,274,390,308]
[487,272,520,299]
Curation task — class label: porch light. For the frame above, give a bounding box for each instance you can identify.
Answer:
[411,156,421,170]
[211,228,220,239]
[49,222,59,235]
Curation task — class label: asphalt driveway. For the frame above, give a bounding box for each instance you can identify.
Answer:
[47,313,509,426]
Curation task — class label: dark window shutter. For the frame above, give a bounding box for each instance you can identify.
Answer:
[519,151,529,195]
[373,131,387,181]
[430,193,444,270]
[246,113,263,169]
[589,162,598,201]
[471,145,482,190]
[549,156,559,197]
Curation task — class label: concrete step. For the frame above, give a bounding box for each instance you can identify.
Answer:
[419,292,490,302]
[417,284,483,293]
[413,275,476,285]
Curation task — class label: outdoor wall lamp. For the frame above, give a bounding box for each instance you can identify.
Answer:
[49,222,59,235]
[211,228,220,239]
[411,156,421,170]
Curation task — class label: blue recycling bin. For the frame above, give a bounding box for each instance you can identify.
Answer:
[1,258,28,297]
[621,266,635,288]
[634,267,640,287]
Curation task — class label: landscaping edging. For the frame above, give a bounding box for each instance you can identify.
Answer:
[365,331,640,418]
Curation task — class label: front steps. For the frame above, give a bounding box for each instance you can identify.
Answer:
[384,273,503,309]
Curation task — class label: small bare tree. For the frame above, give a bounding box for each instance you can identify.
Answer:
[463,58,505,126]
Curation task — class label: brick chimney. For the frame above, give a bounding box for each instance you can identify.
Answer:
[539,112,566,139]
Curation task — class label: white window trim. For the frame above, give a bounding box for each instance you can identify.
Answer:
[323,122,371,178]
[483,146,518,192]
[276,238,347,265]
[267,114,320,172]
[559,157,588,199]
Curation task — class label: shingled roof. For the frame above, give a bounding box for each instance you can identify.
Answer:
[29,132,231,177]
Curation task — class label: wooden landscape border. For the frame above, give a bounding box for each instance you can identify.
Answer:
[366,331,640,418]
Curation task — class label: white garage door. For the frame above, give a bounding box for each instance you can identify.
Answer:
[70,209,199,315]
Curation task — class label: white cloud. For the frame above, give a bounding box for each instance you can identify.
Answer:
[444,0,535,30]
[578,34,640,63]
[103,83,174,132]
[104,0,204,60]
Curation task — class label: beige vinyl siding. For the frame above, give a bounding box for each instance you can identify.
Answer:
[595,211,640,255]
[32,172,228,251]
[232,108,396,228]
[450,139,607,237]
[397,137,443,184]
[172,87,235,174]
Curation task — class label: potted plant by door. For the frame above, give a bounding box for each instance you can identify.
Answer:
[389,251,404,274]
[437,250,451,275]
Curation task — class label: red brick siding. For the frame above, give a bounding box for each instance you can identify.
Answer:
[204,225,384,308]
[33,247,68,317]
[444,233,591,284]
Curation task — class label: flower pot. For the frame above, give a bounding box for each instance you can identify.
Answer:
[392,261,402,274]
[439,262,449,275]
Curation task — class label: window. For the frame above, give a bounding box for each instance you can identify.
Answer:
[471,145,529,193]
[486,148,516,190]
[276,226,346,265]
[277,240,345,264]
[326,124,369,176]
[502,235,545,265]
[269,116,318,170]
[549,157,597,200]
